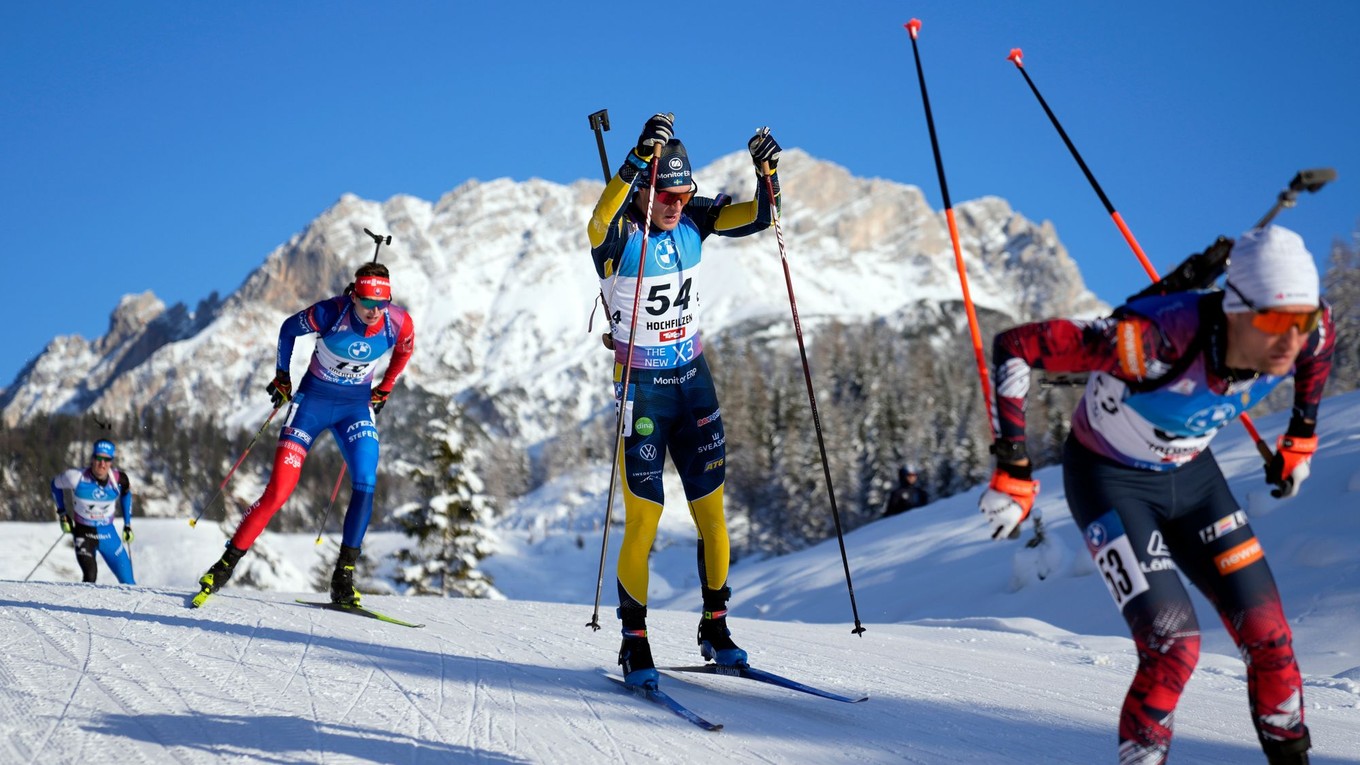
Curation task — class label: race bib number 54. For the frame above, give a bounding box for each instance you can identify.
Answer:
[1084,511,1150,612]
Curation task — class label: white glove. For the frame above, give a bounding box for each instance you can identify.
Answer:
[978,468,1039,540]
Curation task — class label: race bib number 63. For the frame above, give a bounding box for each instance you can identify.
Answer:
[1085,511,1150,612]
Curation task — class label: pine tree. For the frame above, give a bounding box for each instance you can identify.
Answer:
[393,418,498,598]
[1323,226,1360,392]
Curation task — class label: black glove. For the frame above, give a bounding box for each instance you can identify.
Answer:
[371,387,391,415]
[58,513,73,535]
[123,525,134,544]
[635,113,674,158]
[748,127,781,171]
[266,370,293,408]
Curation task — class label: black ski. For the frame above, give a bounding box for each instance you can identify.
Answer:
[604,673,723,731]
[294,599,425,628]
[660,664,868,703]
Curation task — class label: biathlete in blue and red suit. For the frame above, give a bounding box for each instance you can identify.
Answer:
[978,226,1332,765]
[51,438,136,584]
[586,113,781,688]
[195,262,414,607]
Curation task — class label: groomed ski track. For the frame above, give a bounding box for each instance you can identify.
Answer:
[3,582,1357,764]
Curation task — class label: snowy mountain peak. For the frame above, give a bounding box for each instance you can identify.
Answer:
[3,151,1104,440]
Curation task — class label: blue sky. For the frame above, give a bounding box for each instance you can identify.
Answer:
[4,1,1357,389]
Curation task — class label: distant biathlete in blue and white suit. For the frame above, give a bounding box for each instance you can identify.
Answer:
[50,438,135,584]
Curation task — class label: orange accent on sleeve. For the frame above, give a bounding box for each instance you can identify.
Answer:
[1116,319,1148,380]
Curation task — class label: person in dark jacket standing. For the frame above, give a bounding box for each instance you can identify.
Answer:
[883,464,929,517]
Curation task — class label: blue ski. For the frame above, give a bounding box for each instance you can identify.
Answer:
[604,673,723,731]
[294,600,425,628]
[660,664,868,704]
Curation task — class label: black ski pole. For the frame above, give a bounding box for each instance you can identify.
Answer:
[759,149,866,636]
[1255,168,1338,229]
[23,531,67,582]
[903,19,998,434]
[1006,47,1278,464]
[1006,48,1160,282]
[587,128,665,631]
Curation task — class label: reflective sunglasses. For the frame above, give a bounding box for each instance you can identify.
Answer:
[1225,281,1322,335]
[92,456,113,463]
[358,298,389,310]
[655,187,695,207]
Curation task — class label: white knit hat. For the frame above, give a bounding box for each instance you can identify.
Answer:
[1223,225,1319,312]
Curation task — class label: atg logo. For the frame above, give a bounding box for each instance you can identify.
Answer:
[668,157,684,171]
[348,341,372,359]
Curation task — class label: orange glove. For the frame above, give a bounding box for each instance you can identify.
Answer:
[1265,433,1317,499]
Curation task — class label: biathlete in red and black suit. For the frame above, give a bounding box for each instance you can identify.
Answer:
[195,261,414,607]
[979,226,1331,765]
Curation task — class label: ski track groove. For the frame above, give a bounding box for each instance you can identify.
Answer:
[18,606,93,764]
[365,643,445,747]
[17,605,174,765]
[292,612,326,760]
[435,611,629,760]
[87,618,193,765]
[571,687,625,761]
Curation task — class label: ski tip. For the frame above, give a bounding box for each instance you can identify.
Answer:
[1008,48,1024,67]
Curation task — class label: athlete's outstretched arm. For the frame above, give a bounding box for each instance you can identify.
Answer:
[708,170,781,239]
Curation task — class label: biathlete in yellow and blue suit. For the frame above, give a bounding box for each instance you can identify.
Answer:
[587,112,782,688]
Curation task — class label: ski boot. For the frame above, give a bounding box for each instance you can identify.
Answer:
[1263,731,1311,765]
[330,545,362,607]
[698,585,748,667]
[618,604,658,689]
[193,544,246,607]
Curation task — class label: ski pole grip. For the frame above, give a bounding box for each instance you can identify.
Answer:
[905,19,921,39]
[1007,48,1024,67]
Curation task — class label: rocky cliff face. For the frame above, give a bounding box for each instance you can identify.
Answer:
[2,149,1105,444]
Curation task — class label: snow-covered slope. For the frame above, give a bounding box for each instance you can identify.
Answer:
[1,582,1356,765]
[5,391,1358,763]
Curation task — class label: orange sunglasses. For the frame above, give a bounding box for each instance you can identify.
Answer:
[655,187,695,207]
[1225,282,1322,335]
